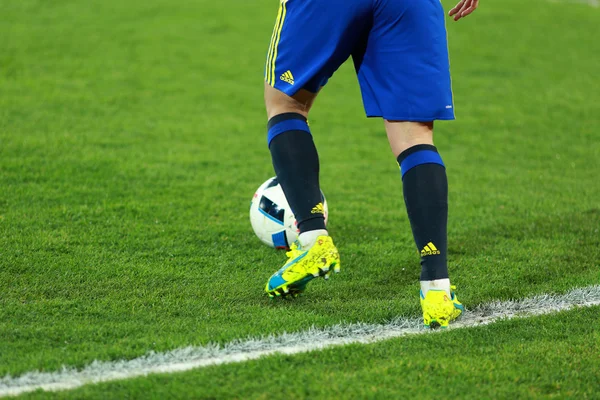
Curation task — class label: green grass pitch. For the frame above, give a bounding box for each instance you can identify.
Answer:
[1,0,599,397]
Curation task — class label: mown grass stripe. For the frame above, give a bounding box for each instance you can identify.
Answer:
[1,285,600,398]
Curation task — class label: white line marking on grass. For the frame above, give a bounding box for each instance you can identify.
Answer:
[548,0,599,7]
[1,285,600,397]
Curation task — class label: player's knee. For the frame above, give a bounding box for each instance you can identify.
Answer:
[264,83,316,120]
[384,120,434,157]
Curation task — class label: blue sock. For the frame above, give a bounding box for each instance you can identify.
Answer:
[268,113,326,234]
[397,144,449,281]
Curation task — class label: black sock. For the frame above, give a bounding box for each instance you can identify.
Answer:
[268,113,326,234]
[397,144,449,281]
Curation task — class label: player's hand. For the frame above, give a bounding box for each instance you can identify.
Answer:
[449,0,479,21]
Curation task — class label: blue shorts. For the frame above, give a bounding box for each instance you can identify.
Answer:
[265,0,455,121]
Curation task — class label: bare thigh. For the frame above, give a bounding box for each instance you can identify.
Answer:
[264,82,320,120]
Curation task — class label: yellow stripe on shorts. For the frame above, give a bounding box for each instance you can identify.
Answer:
[269,2,287,86]
[266,4,284,84]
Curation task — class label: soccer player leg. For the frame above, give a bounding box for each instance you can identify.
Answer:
[262,0,368,297]
[391,124,463,328]
[354,0,463,324]
[264,98,341,299]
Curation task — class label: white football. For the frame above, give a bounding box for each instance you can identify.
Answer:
[249,177,328,249]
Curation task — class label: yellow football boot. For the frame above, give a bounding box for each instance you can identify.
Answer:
[420,285,464,328]
[265,236,340,298]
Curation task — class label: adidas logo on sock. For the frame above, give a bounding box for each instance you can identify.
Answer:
[280,70,294,85]
[421,242,441,256]
[311,202,324,215]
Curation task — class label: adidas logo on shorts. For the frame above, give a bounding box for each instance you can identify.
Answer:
[280,70,294,85]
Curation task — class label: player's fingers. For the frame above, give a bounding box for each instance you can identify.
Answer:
[449,4,465,16]
[453,7,467,20]
[461,7,476,17]
[453,0,475,20]
[460,0,479,18]
[451,1,468,20]
[448,0,466,16]
[464,0,479,13]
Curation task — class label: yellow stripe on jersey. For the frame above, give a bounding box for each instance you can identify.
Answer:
[270,1,287,86]
[266,4,284,84]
